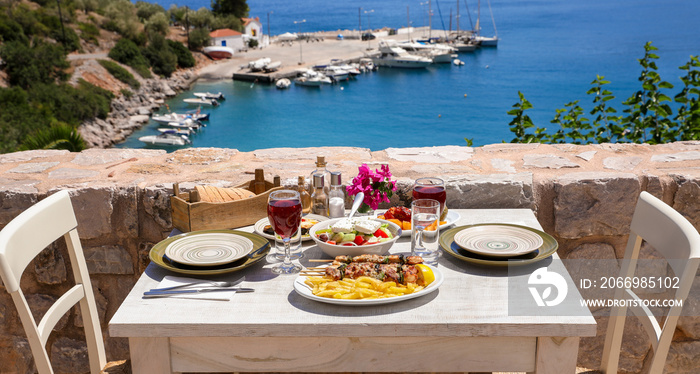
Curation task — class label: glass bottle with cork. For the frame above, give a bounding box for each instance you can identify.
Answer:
[296,176,312,215]
[311,173,328,217]
[328,172,345,218]
[308,156,331,195]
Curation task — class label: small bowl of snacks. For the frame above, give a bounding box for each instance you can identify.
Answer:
[309,217,402,257]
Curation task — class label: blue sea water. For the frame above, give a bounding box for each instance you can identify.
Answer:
[119,0,700,151]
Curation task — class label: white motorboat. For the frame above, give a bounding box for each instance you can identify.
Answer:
[320,66,350,82]
[371,42,432,69]
[151,111,208,124]
[163,119,203,131]
[397,41,457,64]
[453,59,465,66]
[276,78,291,89]
[183,98,219,106]
[194,92,225,100]
[358,58,376,72]
[157,128,193,136]
[139,131,191,146]
[294,70,332,87]
[203,46,234,60]
[264,61,282,72]
[249,57,271,72]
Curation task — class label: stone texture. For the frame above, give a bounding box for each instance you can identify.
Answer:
[0,191,38,227]
[84,245,134,274]
[523,154,580,169]
[50,337,90,374]
[74,285,108,328]
[71,148,164,166]
[0,150,68,163]
[444,173,534,209]
[7,162,60,174]
[48,168,100,179]
[666,340,700,373]
[385,146,474,163]
[482,143,540,151]
[34,246,67,285]
[677,276,700,339]
[0,178,40,194]
[69,188,114,240]
[670,171,700,228]
[576,150,597,161]
[651,151,700,162]
[553,172,640,239]
[491,158,516,173]
[166,147,237,165]
[603,156,643,171]
[565,243,619,313]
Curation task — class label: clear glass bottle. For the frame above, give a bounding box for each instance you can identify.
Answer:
[296,176,312,215]
[328,172,345,218]
[311,173,328,217]
[308,155,331,195]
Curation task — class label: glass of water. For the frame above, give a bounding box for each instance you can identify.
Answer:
[410,199,441,266]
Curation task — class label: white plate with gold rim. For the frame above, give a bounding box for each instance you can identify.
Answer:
[165,232,254,266]
[453,224,543,257]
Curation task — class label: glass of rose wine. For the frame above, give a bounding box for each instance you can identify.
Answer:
[412,177,446,216]
[267,190,303,274]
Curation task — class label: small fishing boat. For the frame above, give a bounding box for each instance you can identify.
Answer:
[183,98,219,106]
[139,130,191,146]
[276,78,291,89]
[203,46,234,60]
[162,119,204,131]
[157,128,193,136]
[151,111,208,124]
[193,92,225,100]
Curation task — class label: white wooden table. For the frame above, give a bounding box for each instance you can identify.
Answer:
[109,209,596,373]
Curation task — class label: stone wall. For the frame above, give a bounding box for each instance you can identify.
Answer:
[0,143,699,373]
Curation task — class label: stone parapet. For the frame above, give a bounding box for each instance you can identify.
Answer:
[0,142,699,373]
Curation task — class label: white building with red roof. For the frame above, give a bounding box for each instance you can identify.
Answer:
[209,28,244,51]
[242,17,268,47]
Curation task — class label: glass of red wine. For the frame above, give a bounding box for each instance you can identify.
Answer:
[412,177,446,216]
[267,190,303,274]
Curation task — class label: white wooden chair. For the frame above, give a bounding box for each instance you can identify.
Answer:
[0,190,128,374]
[601,191,700,373]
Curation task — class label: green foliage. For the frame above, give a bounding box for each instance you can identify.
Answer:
[141,33,177,77]
[167,5,187,25]
[78,21,100,44]
[102,0,141,40]
[20,123,86,152]
[167,39,195,68]
[0,40,69,89]
[29,80,113,126]
[506,42,700,145]
[211,0,250,18]
[0,12,29,44]
[211,13,243,31]
[247,38,258,48]
[188,7,214,28]
[188,27,211,50]
[0,87,52,154]
[120,88,134,98]
[145,12,169,36]
[135,1,166,21]
[108,38,152,78]
[98,59,140,89]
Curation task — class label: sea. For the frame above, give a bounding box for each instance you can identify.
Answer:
[118,0,700,151]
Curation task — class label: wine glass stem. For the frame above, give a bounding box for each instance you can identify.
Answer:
[282,238,292,265]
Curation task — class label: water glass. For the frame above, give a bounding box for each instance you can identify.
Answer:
[410,199,441,266]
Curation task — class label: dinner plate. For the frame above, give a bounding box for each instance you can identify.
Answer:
[453,224,543,257]
[440,224,558,267]
[293,264,443,306]
[254,214,329,241]
[165,232,253,266]
[379,210,460,237]
[149,230,270,275]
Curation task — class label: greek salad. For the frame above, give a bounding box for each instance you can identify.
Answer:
[315,218,395,246]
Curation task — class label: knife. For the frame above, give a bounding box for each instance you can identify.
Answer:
[142,287,254,298]
[148,275,246,293]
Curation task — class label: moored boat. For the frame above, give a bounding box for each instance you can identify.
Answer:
[371,42,432,69]
[151,111,208,124]
[183,98,219,106]
[139,131,191,146]
[276,78,291,89]
[194,92,225,100]
[264,61,282,72]
[203,46,234,60]
[294,70,332,87]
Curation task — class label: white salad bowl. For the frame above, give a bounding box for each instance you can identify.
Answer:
[309,218,402,258]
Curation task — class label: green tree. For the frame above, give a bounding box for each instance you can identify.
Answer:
[145,12,170,36]
[188,7,214,29]
[211,14,242,31]
[674,56,700,140]
[135,1,165,21]
[142,33,177,77]
[102,0,141,40]
[167,40,195,68]
[21,123,86,152]
[0,40,69,89]
[98,59,141,89]
[0,87,52,153]
[211,0,249,18]
[108,38,152,78]
[188,27,210,50]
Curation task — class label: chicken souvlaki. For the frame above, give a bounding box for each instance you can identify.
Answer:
[324,255,426,285]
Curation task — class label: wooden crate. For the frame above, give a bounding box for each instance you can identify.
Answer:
[171,179,283,232]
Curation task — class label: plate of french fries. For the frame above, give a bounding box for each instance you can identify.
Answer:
[294,264,444,305]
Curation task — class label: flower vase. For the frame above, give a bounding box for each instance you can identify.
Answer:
[355,203,375,217]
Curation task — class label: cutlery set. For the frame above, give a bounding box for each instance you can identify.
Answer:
[143,276,253,298]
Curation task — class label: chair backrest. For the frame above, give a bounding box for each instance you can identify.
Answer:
[0,190,106,374]
[601,191,700,374]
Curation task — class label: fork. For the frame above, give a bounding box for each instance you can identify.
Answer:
[148,276,245,292]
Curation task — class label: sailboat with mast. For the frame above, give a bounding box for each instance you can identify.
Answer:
[474,0,498,47]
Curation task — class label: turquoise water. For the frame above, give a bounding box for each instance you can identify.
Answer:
[121,0,700,151]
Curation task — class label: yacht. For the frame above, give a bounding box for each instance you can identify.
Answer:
[193,92,225,100]
[396,41,457,64]
[294,70,332,87]
[151,111,208,124]
[139,130,191,146]
[320,66,350,82]
[183,98,219,106]
[371,42,432,69]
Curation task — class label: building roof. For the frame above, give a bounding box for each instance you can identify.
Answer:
[210,29,242,38]
[242,17,261,26]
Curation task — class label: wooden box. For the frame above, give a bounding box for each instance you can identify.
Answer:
[170,179,283,232]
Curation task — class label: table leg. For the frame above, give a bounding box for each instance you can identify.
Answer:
[129,337,173,374]
[533,336,579,374]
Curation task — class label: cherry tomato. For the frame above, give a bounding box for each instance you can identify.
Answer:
[354,235,365,245]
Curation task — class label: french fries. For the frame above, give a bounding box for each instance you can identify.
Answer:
[304,275,425,300]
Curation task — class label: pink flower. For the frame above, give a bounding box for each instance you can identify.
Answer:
[348,163,396,210]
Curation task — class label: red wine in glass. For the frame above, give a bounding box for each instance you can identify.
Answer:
[267,190,303,274]
[267,199,302,238]
[412,177,446,214]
